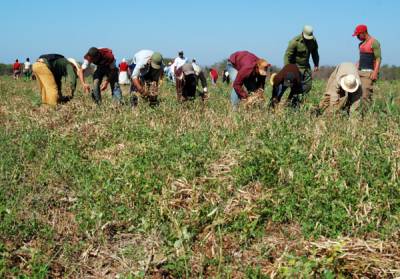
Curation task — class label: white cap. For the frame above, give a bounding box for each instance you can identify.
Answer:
[302,25,314,40]
[122,58,126,63]
[340,74,360,93]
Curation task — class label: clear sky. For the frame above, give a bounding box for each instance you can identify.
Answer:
[1,0,399,66]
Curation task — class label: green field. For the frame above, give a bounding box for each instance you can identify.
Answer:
[1,76,400,278]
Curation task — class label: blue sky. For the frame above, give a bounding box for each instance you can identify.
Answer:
[1,0,399,66]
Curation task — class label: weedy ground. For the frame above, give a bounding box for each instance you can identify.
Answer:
[0,76,400,278]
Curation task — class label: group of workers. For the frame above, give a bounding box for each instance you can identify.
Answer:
[28,24,381,115]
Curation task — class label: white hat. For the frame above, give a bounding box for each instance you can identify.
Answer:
[122,58,126,63]
[340,74,360,93]
[302,25,314,40]
[67,58,81,71]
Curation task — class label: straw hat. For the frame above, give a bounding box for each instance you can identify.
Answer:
[340,74,360,93]
[257,59,270,76]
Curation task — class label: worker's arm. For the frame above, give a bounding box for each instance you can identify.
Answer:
[132,77,144,93]
[66,64,77,96]
[80,59,91,92]
[233,68,252,99]
[198,71,208,89]
[371,41,382,81]
[311,40,320,71]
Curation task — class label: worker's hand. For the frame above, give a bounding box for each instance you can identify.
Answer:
[100,82,108,91]
[313,66,319,72]
[370,71,379,81]
[83,83,91,93]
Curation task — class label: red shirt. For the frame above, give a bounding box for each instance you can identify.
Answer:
[13,62,21,71]
[210,68,218,80]
[119,62,128,72]
[229,51,259,99]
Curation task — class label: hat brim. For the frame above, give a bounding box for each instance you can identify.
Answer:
[259,69,268,76]
[302,32,314,40]
[269,73,277,86]
[340,77,360,93]
[151,62,161,70]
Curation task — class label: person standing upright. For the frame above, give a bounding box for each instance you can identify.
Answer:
[353,24,382,112]
[284,25,319,105]
[172,51,188,101]
[23,58,32,81]
[13,59,21,80]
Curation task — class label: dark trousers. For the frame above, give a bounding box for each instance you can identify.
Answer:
[92,65,122,104]
[182,74,197,100]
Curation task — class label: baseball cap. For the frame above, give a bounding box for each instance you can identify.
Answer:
[150,52,163,69]
[353,25,368,36]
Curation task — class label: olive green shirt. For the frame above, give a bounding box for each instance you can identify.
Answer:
[284,34,320,70]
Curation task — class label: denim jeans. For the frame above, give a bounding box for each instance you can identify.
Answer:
[227,62,239,107]
[92,64,122,104]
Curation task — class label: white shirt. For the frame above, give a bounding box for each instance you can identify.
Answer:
[24,61,31,70]
[172,56,188,73]
[131,50,154,79]
[81,59,90,70]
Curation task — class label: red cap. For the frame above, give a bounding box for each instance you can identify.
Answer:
[353,25,368,36]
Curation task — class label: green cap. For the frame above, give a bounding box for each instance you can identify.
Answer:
[151,52,163,69]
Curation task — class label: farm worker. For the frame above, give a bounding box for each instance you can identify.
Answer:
[317,62,362,115]
[353,24,382,111]
[269,64,303,108]
[32,54,85,106]
[130,49,163,107]
[227,51,270,108]
[81,47,123,104]
[284,25,319,99]
[13,59,21,79]
[172,51,188,101]
[209,68,219,85]
[222,69,230,84]
[118,58,130,85]
[180,63,208,101]
[192,63,208,100]
[23,58,32,81]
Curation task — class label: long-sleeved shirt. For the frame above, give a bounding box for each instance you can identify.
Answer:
[229,51,265,99]
[130,50,154,79]
[284,34,319,70]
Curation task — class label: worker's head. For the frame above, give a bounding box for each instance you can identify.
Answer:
[353,25,368,41]
[84,47,100,63]
[340,74,360,93]
[256,59,270,76]
[122,58,126,63]
[150,52,163,70]
[26,58,30,62]
[302,25,314,41]
[15,59,19,63]
[178,51,184,58]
